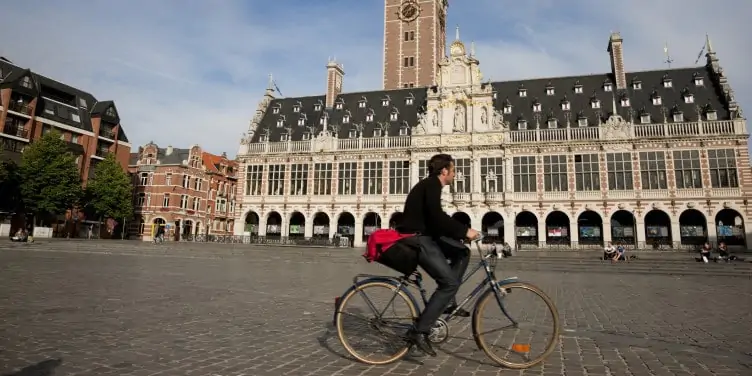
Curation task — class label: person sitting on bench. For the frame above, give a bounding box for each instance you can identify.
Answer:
[698,242,712,263]
[604,242,617,261]
[10,229,28,242]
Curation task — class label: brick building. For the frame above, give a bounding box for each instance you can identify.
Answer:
[0,57,132,234]
[234,0,750,250]
[128,143,238,241]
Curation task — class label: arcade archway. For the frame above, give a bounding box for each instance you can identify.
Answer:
[715,208,745,246]
[389,212,404,229]
[363,212,382,241]
[610,210,635,246]
[481,211,504,243]
[337,212,355,247]
[577,210,603,246]
[515,211,538,248]
[452,212,471,227]
[312,212,330,238]
[266,211,282,238]
[545,211,570,247]
[644,210,671,248]
[182,220,193,237]
[152,218,166,238]
[244,211,259,235]
[288,211,305,238]
[678,209,707,245]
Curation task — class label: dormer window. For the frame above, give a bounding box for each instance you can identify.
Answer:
[641,113,651,124]
[348,129,357,138]
[672,111,683,122]
[546,85,555,96]
[694,75,704,86]
[335,102,343,110]
[373,129,382,137]
[405,96,414,105]
[260,135,268,142]
[343,114,351,123]
[381,98,389,106]
[390,111,398,121]
[684,93,694,104]
[319,115,328,125]
[293,104,300,112]
[298,117,305,126]
[632,80,642,90]
[663,76,672,88]
[603,82,612,92]
[314,103,322,111]
[547,118,557,128]
[366,112,374,122]
[574,82,583,94]
[280,133,289,142]
[578,117,588,127]
[706,109,717,121]
[358,97,367,108]
[503,104,512,114]
[276,119,284,128]
[591,99,601,109]
[517,119,528,130]
[399,125,409,136]
[518,88,527,97]
[652,95,662,105]
[302,132,311,141]
[492,92,497,99]
[561,100,570,111]
[272,106,280,114]
[620,97,630,107]
[532,102,541,112]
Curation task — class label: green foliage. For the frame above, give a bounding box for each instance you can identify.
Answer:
[82,152,133,220]
[18,130,83,218]
[0,158,22,213]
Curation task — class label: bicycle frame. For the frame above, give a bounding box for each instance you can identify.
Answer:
[339,240,519,326]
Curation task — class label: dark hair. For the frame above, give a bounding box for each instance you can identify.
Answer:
[427,154,454,176]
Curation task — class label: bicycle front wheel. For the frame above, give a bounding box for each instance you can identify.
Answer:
[335,280,419,365]
[472,282,560,369]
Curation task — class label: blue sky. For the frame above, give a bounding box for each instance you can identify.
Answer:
[1,0,750,156]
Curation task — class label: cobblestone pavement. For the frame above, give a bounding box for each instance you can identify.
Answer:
[1,241,751,375]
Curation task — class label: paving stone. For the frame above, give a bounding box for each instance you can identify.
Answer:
[0,242,751,375]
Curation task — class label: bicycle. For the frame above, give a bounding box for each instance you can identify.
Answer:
[333,236,560,369]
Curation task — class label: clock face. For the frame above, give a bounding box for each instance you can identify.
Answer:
[398,1,420,22]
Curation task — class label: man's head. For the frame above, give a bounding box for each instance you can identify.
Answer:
[428,153,455,186]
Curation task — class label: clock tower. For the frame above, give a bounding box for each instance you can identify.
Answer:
[383,0,448,90]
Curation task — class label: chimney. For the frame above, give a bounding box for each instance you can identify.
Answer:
[607,32,627,90]
[165,145,173,155]
[325,58,344,109]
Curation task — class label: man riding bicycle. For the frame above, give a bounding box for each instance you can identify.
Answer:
[396,153,480,356]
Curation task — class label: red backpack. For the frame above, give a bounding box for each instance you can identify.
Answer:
[363,229,416,262]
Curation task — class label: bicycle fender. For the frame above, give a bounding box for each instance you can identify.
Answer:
[333,277,422,323]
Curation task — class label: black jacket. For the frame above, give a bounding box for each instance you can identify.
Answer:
[396,176,468,240]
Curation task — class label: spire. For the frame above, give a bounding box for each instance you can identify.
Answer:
[455,25,460,40]
[267,73,274,90]
[705,34,714,54]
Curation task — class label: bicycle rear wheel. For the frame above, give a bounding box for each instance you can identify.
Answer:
[335,280,418,365]
[472,281,560,369]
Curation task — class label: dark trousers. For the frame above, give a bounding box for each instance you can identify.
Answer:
[414,236,470,333]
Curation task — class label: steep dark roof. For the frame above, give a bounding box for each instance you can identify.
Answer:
[250,65,729,142]
[0,59,130,143]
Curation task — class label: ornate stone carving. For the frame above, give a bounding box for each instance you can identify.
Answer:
[601,114,630,140]
[481,107,488,125]
[453,104,466,132]
[491,109,507,130]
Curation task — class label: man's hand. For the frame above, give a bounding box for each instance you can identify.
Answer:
[466,228,480,240]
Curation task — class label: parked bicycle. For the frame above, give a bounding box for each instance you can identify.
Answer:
[333,236,560,369]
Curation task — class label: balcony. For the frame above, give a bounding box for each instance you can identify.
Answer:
[95,149,110,158]
[100,128,116,140]
[7,101,32,116]
[2,121,30,139]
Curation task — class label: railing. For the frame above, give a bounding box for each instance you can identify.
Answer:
[95,149,110,158]
[7,101,31,115]
[240,120,743,155]
[181,234,351,247]
[2,123,29,139]
[100,129,116,139]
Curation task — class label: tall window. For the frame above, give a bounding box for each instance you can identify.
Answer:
[673,150,702,189]
[639,151,667,189]
[162,194,170,208]
[193,197,200,211]
[338,162,357,195]
[606,152,633,190]
[136,193,145,206]
[513,156,536,192]
[313,163,333,195]
[139,173,148,185]
[246,165,263,195]
[543,155,568,192]
[480,157,504,193]
[290,163,308,195]
[418,159,429,178]
[574,154,600,191]
[182,174,190,188]
[180,195,188,209]
[165,173,172,186]
[389,160,410,194]
[451,158,471,193]
[708,149,739,188]
[363,161,383,195]
[267,164,286,195]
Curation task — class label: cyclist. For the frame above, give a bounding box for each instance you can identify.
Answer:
[396,153,480,356]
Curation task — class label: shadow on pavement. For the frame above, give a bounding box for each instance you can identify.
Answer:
[316,320,424,365]
[2,358,62,376]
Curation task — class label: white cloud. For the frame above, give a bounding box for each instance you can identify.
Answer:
[1,0,749,156]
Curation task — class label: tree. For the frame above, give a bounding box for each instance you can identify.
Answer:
[0,158,22,213]
[82,152,133,222]
[18,130,83,223]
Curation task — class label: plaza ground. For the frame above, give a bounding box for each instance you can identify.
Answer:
[1,241,751,375]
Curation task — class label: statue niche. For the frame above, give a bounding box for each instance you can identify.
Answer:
[453,103,466,133]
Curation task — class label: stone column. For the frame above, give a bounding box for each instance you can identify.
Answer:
[635,219,646,248]
[706,221,717,246]
[569,220,579,248]
[504,157,513,192]
[670,219,681,248]
[472,157,482,194]
[258,215,267,236]
[602,221,612,244]
[304,215,314,238]
[410,158,420,186]
[354,218,364,247]
[538,220,546,248]
[504,215,516,249]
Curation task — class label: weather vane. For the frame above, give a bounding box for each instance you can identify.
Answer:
[663,42,674,69]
